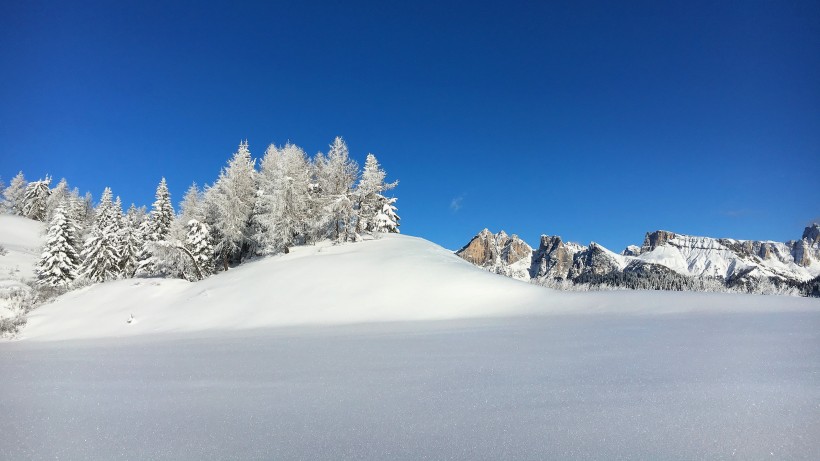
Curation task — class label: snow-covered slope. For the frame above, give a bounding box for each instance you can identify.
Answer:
[5,225,820,459]
[0,215,44,317]
[22,233,820,341]
[23,235,547,340]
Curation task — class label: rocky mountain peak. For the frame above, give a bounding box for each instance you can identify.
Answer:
[529,234,580,280]
[455,229,532,280]
[803,224,820,245]
[642,230,676,251]
[622,245,641,256]
[457,224,820,296]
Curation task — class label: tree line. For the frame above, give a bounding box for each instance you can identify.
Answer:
[1,137,399,291]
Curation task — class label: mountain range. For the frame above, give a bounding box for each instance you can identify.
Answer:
[456,224,820,296]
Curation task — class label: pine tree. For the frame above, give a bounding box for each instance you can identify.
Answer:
[36,204,81,288]
[45,178,70,223]
[65,188,90,244]
[317,137,359,242]
[119,204,144,277]
[204,141,258,270]
[375,196,400,233]
[3,172,27,215]
[172,182,203,241]
[93,187,120,235]
[80,228,121,282]
[0,177,5,212]
[79,188,122,282]
[186,219,214,277]
[354,153,398,234]
[136,178,175,276]
[146,178,174,241]
[254,143,312,254]
[22,176,51,221]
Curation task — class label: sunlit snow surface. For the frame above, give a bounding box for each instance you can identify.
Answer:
[2,233,820,459]
[2,313,819,459]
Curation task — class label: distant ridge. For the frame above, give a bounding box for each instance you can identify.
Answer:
[457,224,820,296]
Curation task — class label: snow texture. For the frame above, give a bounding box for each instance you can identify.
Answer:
[1,313,819,460]
[2,224,819,459]
[0,215,44,317]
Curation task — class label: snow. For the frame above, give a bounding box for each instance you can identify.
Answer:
[636,234,820,281]
[3,224,820,459]
[21,234,819,341]
[0,214,44,317]
[2,313,819,459]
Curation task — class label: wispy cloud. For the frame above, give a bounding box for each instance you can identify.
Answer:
[450,196,464,212]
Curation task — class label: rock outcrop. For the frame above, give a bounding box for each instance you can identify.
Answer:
[529,235,581,281]
[455,229,532,281]
[456,223,820,296]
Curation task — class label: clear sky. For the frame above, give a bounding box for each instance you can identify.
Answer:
[1,1,818,251]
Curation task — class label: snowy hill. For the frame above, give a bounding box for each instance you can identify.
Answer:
[0,215,44,318]
[23,234,547,340]
[5,221,820,459]
[22,232,820,341]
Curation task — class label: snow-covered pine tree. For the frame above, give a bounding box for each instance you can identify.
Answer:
[36,203,81,288]
[79,187,122,282]
[354,153,398,234]
[204,141,258,270]
[0,177,5,212]
[119,204,144,277]
[145,178,174,241]
[172,182,204,241]
[64,188,90,244]
[186,219,213,278]
[253,143,312,254]
[22,176,51,221]
[316,137,359,242]
[3,172,27,216]
[375,197,400,233]
[93,188,121,236]
[45,178,70,223]
[136,178,175,276]
[304,153,328,244]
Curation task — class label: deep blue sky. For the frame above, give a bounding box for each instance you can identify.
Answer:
[1,1,818,251]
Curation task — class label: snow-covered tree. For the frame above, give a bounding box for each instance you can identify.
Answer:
[186,219,213,277]
[316,137,359,242]
[136,178,175,276]
[3,172,27,215]
[45,178,70,223]
[22,176,51,221]
[375,196,400,233]
[354,153,398,234]
[119,204,144,277]
[204,141,258,270]
[253,143,312,254]
[80,227,121,282]
[64,188,91,244]
[0,177,5,212]
[79,187,122,282]
[145,178,174,241]
[94,188,120,233]
[35,203,81,288]
[172,182,204,241]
